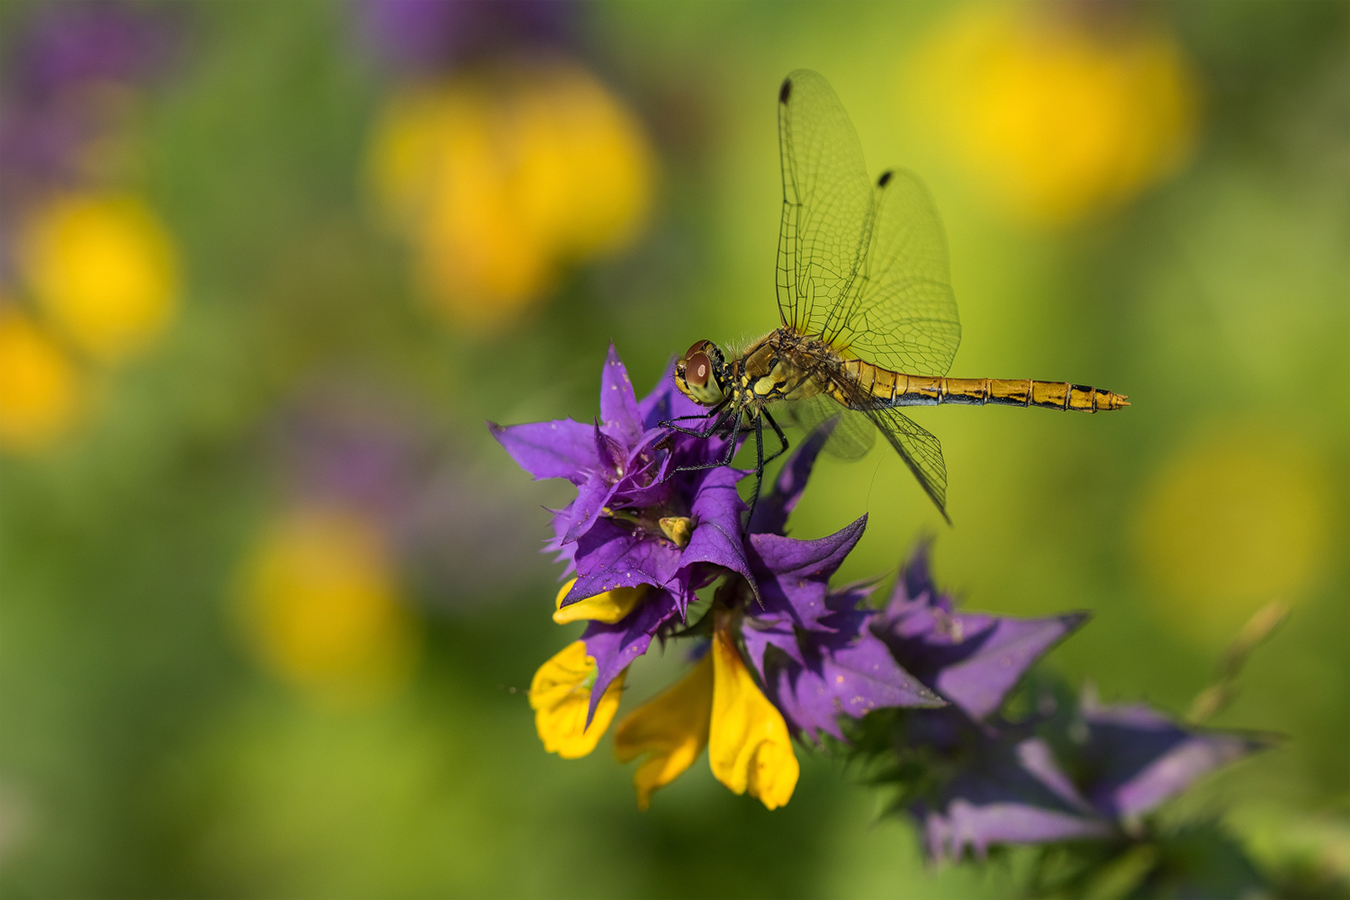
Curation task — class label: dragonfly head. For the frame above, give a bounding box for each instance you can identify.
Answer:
[675,340,727,407]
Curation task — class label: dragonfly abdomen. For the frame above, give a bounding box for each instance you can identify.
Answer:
[834,361,1128,412]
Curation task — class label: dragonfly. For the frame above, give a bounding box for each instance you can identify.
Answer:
[668,69,1128,523]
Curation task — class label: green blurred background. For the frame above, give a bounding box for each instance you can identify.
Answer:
[0,1,1345,896]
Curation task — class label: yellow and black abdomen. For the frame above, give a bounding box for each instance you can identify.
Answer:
[834,361,1129,412]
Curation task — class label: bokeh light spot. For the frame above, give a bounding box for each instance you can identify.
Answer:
[239,508,421,708]
[19,193,179,363]
[1131,424,1333,643]
[0,305,81,453]
[905,4,1199,226]
[366,60,656,332]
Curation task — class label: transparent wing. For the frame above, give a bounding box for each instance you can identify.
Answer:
[863,404,950,522]
[830,170,961,376]
[775,395,876,460]
[776,69,872,337]
[776,70,961,377]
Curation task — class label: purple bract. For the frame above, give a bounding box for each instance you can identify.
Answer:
[872,548,1270,861]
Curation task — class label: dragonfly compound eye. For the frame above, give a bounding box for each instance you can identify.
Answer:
[675,340,725,406]
[683,339,712,360]
[686,352,712,387]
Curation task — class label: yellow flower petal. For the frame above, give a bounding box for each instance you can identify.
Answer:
[708,615,799,810]
[19,193,179,362]
[0,306,81,453]
[529,641,624,759]
[614,652,713,810]
[553,578,647,625]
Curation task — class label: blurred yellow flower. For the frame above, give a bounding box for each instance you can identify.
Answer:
[18,192,179,362]
[367,61,656,331]
[906,4,1199,225]
[614,651,714,811]
[0,305,82,453]
[240,508,421,707]
[552,579,647,625]
[1132,424,1333,644]
[529,641,625,759]
[707,615,799,810]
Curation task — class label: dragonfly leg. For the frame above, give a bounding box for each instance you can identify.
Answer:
[660,400,731,438]
[743,412,766,531]
[672,401,744,473]
[761,408,790,467]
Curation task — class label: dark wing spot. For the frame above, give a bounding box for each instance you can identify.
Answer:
[877,169,893,188]
[779,77,792,104]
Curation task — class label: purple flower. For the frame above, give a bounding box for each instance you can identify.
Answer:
[738,417,946,743]
[505,347,1249,819]
[491,345,753,596]
[751,582,947,743]
[492,345,755,716]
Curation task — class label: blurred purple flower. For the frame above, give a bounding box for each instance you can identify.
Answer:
[913,698,1269,861]
[913,714,1113,860]
[876,541,1087,720]
[280,391,424,519]
[1072,693,1271,824]
[357,0,575,73]
[0,2,185,274]
[8,2,182,98]
[866,549,1271,861]
[274,383,547,606]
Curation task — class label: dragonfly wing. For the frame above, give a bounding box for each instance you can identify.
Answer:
[829,169,961,376]
[776,71,961,377]
[776,70,873,336]
[864,404,950,521]
[776,396,876,460]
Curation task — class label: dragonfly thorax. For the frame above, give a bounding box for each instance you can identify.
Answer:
[675,339,728,407]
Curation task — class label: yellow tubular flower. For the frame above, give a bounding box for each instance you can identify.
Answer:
[552,578,647,625]
[708,614,799,810]
[530,641,625,759]
[0,305,81,453]
[614,652,714,810]
[19,193,179,362]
